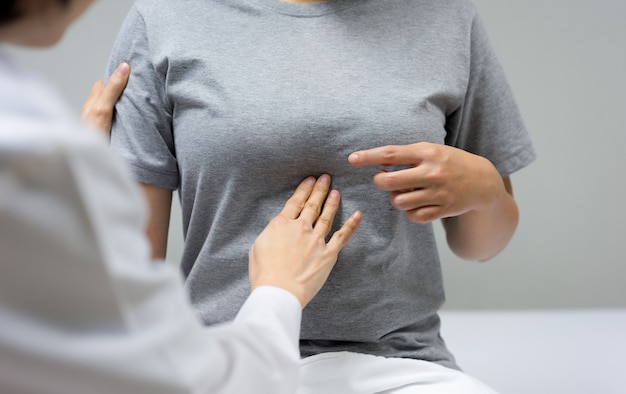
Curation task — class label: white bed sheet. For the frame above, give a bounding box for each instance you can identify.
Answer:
[439,309,626,394]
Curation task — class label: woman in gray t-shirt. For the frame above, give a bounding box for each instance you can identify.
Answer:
[107,0,535,392]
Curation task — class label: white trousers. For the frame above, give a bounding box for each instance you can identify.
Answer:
[298,352,497,394]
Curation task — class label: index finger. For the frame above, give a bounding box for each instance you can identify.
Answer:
[347,145,420,166]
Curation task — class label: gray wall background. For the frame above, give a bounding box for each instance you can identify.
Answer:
[7,1,625,310]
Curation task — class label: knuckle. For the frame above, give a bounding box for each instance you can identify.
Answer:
[339,224,353,237]
[275,215,288,224]
[109,78,125,91]
[313,183,329,193]
[439,190,454,206]
[423,145,439,157]
[389,193,405,210]
[423,168,444,185]
[92,104,112,117]
[381,146,397,160]
[296,219,309,230]
[417,141,437,153]
[304,200,321,213]
[272,215,289,226]
[379,172,398,190]
[331,232,346,247]
[423,168,437,180]
[291,199,306,213]
[408,208,436,224]
[316,215,332,228]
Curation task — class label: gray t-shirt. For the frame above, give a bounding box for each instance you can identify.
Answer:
[108,0,535,369]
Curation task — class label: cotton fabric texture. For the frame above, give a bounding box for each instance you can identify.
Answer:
[108,0,536,370]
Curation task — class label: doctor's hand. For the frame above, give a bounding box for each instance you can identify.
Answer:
[80,62,130,137]
[249,175,362,308]
[348,142,508,224]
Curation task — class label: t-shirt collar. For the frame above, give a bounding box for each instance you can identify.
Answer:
[246,0,358,17]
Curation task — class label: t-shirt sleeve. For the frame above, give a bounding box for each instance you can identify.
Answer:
[107,5,179,190]
[445,10,536,177]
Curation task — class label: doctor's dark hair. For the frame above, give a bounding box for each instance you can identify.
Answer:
[0,0,71,26]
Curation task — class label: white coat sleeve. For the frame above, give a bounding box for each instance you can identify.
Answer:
[0,128,302,394]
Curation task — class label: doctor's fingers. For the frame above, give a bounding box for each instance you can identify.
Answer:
[100,62,130,107]
[298,174,332,224]
[281,173,335,221]
[81,80,105,129]
[311,189,340,237]
[326,210,362,253]
[279,176,316,219]
[81,62,130,134]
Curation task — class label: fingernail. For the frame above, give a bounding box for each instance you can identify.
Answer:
[319,174,330,184]
[348,153,359,163]
[304,176,316,185]
[115,62,130,77]
[329,190,339,200]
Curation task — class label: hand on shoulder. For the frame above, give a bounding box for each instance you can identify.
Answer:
[81,62,130,137]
